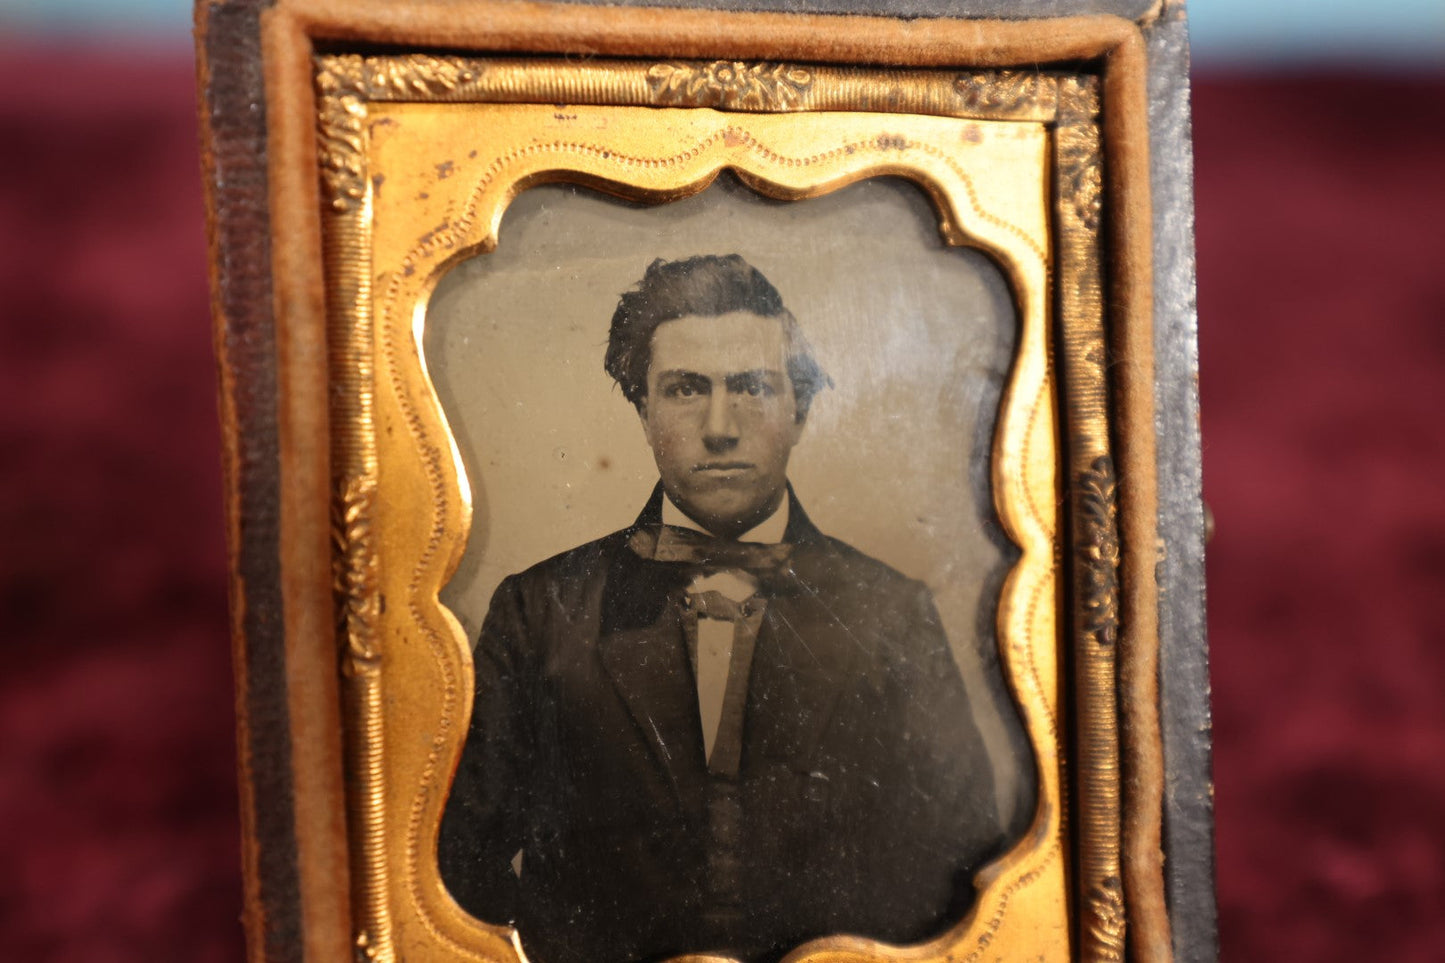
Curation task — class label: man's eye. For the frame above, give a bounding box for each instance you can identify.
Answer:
[744,382,772,397]
[667,383,701,398]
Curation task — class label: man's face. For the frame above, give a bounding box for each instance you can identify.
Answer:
[640,310,806,539]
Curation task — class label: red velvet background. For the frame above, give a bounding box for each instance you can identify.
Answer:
[1,50,1441,961]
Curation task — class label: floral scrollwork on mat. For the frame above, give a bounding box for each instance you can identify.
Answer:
[315,54,367,213]
[1056,76,1104,232]
[1086,874,1127,961]
[365,55,481,99]
[953,69,1058,114]
[333,474,380,674]
[1078,454,1120,648]
[352,930,380,963]
[646,60,814,109]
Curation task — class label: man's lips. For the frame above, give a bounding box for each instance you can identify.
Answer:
[693,461,754,472]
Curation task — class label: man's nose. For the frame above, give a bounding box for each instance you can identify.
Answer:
[702,391,739,452]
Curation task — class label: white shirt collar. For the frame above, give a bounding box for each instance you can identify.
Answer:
[661,491,789,544]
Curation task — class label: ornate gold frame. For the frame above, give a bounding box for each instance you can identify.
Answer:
[195,3,1177,962]
[317,51,1125,963]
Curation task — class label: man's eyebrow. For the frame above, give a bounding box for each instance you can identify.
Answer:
[653,367,785,383]
[725,368,785,383]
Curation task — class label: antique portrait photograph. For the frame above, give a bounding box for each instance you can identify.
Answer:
[308,38,1112,963]
[423,175,1036,963]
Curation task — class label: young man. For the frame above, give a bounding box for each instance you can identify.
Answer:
[439,255,1005,963]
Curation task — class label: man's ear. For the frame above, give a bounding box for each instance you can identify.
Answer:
[790,392,811,435]
[786,400,809,447]
[635,398,653,445]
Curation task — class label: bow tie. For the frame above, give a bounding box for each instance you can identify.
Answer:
[685,588,758,622]
[629,525,794,581]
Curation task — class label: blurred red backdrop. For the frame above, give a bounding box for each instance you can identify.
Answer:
[1197,74,1445,960]
[0,48,1441,962]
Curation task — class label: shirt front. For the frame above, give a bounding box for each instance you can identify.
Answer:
[661,494,788,768]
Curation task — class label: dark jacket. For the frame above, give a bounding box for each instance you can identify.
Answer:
[438,489,1003,963]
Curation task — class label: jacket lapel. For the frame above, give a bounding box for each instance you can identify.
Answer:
[597,499,707,822]
[746,497,858,768]
[597,616,707,821]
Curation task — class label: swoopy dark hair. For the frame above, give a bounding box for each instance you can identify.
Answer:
[604,254,832,422]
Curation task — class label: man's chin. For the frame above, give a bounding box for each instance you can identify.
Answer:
[671,490,775,537]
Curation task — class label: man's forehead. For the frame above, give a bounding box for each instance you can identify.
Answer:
[649,311,790,374]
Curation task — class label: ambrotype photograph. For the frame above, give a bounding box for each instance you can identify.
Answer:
[424,176,1036,963]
